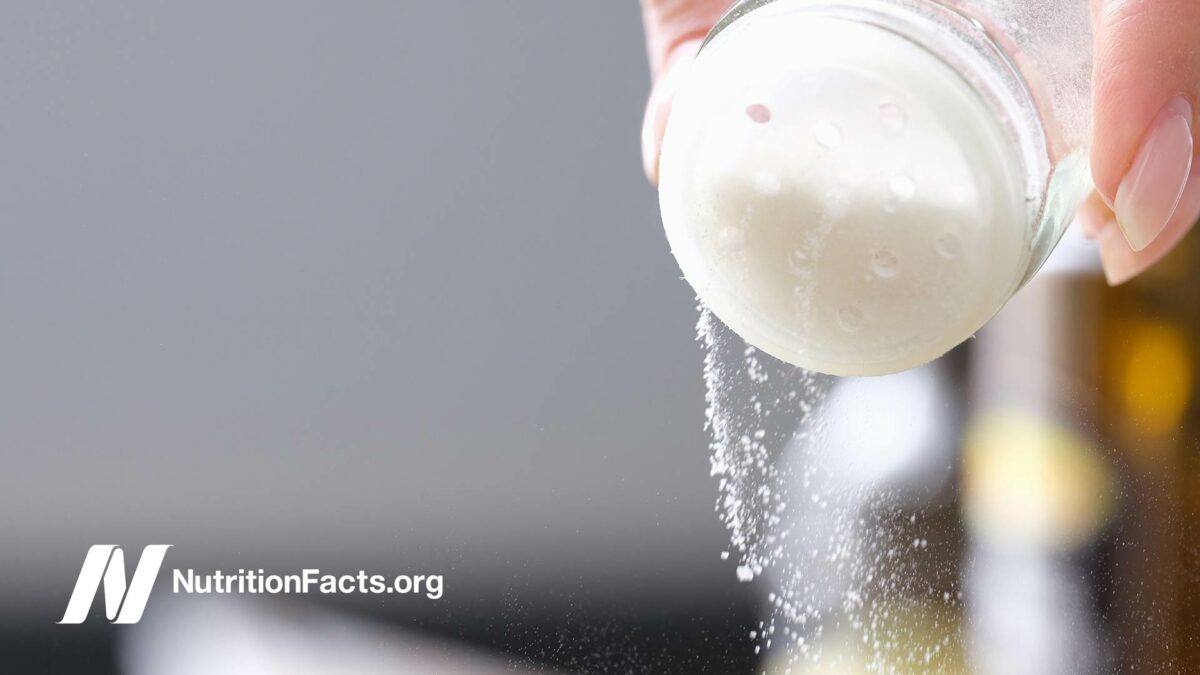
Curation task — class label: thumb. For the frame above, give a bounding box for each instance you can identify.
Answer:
[639,0,731,185]
[1091,0,1200,255]
[641,39,702,184]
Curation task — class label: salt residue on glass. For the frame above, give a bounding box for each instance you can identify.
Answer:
[957,0,1093,149]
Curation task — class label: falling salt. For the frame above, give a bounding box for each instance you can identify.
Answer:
[698,308,958,670]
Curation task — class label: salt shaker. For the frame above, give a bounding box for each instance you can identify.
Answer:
[658,0,1094,375]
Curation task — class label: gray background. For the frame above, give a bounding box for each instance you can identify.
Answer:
[0,0,749,657]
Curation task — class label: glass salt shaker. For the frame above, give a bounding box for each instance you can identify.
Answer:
[658,0,1094,376]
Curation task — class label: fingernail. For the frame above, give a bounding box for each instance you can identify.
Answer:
[1114,96,1194,252]
[1102,160,1200,285]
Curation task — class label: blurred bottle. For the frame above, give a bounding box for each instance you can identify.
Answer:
[967,227,1200,673]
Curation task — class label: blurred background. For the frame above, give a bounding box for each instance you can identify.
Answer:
[0,2,1197,674]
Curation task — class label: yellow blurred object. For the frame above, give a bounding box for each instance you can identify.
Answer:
[762,599,966,675]
[961,410,1115,552]
[1115,321,1192,441]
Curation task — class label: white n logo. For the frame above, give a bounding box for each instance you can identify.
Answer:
[58,545,172,624]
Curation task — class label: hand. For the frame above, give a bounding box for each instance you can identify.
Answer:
[640,0,1200,286]
[639,0,730,184]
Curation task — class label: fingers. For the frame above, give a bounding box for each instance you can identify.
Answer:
[1076,190,1114,239]
[641,39,702,183]
[640,0,731,184]
[640,0,729,76]
[1090,0,1200,256]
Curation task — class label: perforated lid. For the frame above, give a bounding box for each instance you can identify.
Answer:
[659,7,1028,375]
